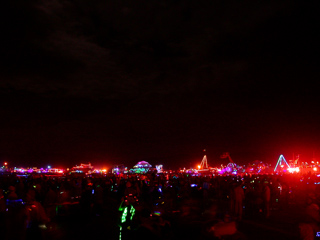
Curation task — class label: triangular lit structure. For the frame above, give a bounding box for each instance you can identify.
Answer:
[274,154,290,172]
[200,155,208,169]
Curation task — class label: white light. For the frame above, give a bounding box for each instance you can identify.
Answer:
[288,167,300,173]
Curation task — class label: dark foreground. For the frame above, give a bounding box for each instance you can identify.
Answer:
[34,198,302,240]
[1,172,318,240]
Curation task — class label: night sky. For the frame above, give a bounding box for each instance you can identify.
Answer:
[1,1,319,169]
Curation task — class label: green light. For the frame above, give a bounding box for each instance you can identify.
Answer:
[121,207,128,223]
[154,211,161,216]
[119,226,122,240]
[130,206,135,220]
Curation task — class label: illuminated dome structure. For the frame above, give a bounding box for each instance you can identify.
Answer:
[135,161,152,168]
[130,161,154,174]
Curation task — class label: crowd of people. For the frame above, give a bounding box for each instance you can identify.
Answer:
[1,171,320,239]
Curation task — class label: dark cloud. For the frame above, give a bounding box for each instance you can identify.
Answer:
[3,1,314,96]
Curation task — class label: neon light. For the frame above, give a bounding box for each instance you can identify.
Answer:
[274,155,290,172]
[119,226,122,240]
[130,206,135,220]
[200,155,208,169]
[154,211,161,216]
[121,207,127,223]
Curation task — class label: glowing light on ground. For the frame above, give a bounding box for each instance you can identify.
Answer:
[288,167,300,173]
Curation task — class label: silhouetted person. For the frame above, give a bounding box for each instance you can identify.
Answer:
[118,197,137,240]
[0,189,6,236]
[134,208,160,240]
[5,195,28,240]
[43,186,57,224]
[234,183,245,220]
[93,183,104,216]
[80,184,93,217]
[263,181,271,218]
[25,191,49,240]
[7,186,18,200]
[299,194,320,240]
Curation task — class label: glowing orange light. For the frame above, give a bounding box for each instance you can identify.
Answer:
[4,162,7,166]
[314,167,317,171]
[198,165,201,169]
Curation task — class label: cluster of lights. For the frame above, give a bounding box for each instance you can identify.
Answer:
[13,167,64,174]
[288,167,300,173]
[1,162,111,175]
[94,169,108,174]
[274,154,320,173]
[119,205,136,240]
[3,153,320,177]
[1,162,8,170]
